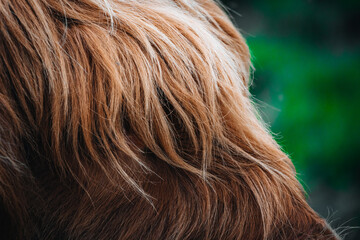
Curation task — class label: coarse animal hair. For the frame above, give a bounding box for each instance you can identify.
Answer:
[0,0,340,239]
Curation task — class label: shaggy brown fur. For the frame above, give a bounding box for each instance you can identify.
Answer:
[0,0,339,239]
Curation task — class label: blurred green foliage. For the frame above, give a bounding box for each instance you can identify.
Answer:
[222,0,360,238]
[248,36,360,188]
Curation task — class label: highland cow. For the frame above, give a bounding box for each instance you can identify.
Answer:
[0,0,339,239]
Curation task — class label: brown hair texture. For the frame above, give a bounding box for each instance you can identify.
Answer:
[0,0,340,239]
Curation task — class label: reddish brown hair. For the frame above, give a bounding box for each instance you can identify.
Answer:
[0,0,339,239]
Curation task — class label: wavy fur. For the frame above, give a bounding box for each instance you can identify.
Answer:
[0,0,339,239]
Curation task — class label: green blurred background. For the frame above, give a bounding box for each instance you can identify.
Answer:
[220,0,360,239]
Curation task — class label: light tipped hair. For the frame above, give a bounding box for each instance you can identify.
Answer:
[0,0,339,239]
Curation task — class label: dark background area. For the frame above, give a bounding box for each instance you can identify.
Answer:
[220,0,360,239]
